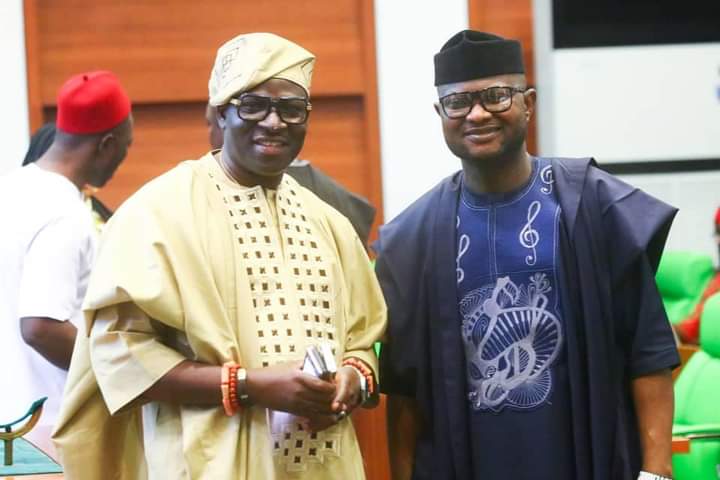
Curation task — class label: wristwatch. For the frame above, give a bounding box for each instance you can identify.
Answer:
[235,368,252,407]
[346,365,368,405]
[638,471,672,480]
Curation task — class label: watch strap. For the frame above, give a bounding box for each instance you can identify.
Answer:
[638,471,672,480]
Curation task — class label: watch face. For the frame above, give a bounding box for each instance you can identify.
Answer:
[638,473,671,480]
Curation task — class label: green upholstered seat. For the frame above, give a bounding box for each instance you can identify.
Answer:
[672,293,720,479]
[656,251,714,325]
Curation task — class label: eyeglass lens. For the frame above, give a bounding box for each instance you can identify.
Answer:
[441,87,517,117]
[236,95,309,124]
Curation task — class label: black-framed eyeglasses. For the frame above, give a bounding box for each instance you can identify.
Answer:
[439,86,528,118]
[228,94,312,125]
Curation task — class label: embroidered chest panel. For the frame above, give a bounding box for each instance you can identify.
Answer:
[456,160,565,413]
[211,171,342,472]
[213,174,340,364]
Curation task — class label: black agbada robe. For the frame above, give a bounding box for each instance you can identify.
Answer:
[287,163,376,247]
[375,157,680,480]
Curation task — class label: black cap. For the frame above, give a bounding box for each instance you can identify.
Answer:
[434,30,525,86]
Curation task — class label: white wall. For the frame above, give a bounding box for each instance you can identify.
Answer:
[534,0,720,163]
[532,0,720,257]
[546,45,720,163]
[0,0,30,175]
[374,1,468,221]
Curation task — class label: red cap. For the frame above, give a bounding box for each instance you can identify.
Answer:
[56,71,131,134]
[715,207,720,226]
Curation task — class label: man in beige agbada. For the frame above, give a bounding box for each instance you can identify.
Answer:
[53,32,386,480]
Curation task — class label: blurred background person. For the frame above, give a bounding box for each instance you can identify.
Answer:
[23,122,114,232]
[0,71,132,428]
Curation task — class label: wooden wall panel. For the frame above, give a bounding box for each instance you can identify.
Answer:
[469,0,538,153]
[353,396,391,480]
[37,0,365,103]
[358,0,384,241]
[95,104,209,209]
[302,98,368,195]
[469,0,535,83]
[23,0,42,132]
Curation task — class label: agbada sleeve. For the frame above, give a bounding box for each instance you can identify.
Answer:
[615,252,680,377]
[374,230,424,398]
[90,302,186,414]
[603,181,680,376]
[83,194,190,415]
[333,217,387,379]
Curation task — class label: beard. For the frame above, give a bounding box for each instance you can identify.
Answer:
[453,127,527,166]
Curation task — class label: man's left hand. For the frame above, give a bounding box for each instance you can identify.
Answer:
[332,366,362,414]
[298,366,361,433]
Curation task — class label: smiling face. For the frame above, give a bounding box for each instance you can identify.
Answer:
[217,78,308,187]
[436,73,535,166]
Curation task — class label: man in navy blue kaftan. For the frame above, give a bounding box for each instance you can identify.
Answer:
[375,30,679,480]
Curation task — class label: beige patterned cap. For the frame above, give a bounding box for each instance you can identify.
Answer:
[208,32,315,106]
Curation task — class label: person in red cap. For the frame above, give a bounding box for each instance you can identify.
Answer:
[0,70,133,429]
[23,122,116,232]
[675,207,720,344]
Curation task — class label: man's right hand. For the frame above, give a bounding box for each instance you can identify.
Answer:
[245,361,337,418]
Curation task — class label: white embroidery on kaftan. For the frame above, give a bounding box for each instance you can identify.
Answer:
[456,216,470,284]
[540,165,554,195]
[460,274,563,412]
[519,201,541,266]
[213,174,341,472]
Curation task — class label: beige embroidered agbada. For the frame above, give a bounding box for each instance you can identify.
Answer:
[53,153,386,479]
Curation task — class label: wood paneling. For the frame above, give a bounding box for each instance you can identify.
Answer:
[353,395,391,480]
[469,0,538,153]
[23,0,42,132]
[359,0,384,242]
[37,0,366,104]
[303,98,368,196]
[469,0,535,83]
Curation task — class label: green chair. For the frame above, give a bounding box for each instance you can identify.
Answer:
[0,397,47,466]
[656,251,714,325]
[672,293,720,479]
